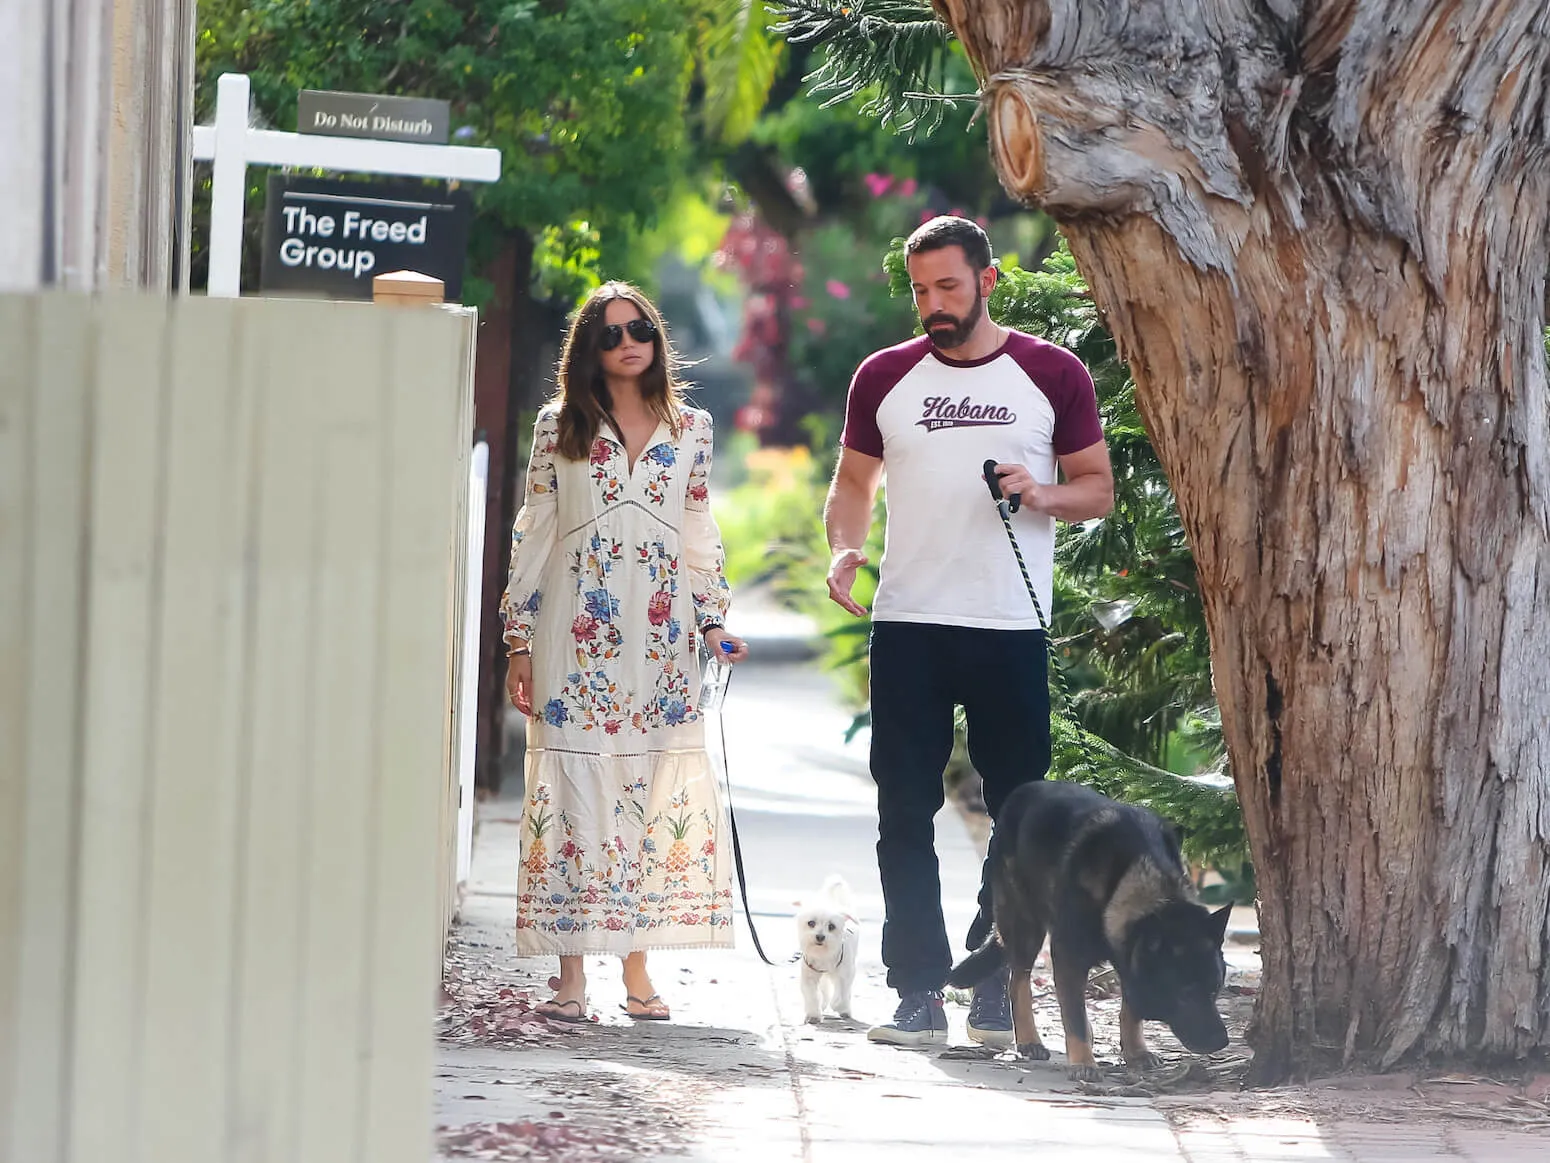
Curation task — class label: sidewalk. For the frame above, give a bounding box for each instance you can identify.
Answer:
[437,620,1550,1161]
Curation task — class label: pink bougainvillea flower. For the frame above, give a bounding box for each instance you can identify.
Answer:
[863,172,894,198]
[825,278,851,300]
[899,178,918,197]
[806,317,827,335]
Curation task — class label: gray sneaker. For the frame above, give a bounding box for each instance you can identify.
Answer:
[867,990,949,1046]
[966,969,1014,1049]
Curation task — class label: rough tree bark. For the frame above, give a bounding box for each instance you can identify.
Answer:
[933,0,1550,1080]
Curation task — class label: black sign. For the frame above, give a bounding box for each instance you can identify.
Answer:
[260,177,471,301]
[298,90,450,145]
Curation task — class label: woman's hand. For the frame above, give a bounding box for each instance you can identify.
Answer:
[703,627,750,664]
[506,652,534,716]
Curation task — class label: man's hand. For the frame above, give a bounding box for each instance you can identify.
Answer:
[989,442,1114,523]
[827,548,870,617]
[987,462,1042,511]
[506,653,534,716]
[704,627,750,664]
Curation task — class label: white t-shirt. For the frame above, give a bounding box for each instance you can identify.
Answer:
[840,330,1104,630]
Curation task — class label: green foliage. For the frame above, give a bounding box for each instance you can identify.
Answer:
[532,220,603,305]
[747,64,995,209]
[1049,720,1244,873]
[789,217,921,410]
[771,0,959,134]
[196,0,702,292]
[702,0,784,144]
[714,446,829,593]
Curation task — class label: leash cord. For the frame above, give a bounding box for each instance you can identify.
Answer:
[712,674,781,967]
[982,460,1074,711]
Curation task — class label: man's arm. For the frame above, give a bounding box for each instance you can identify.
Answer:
[824,446,884,617]
[989,438,1114,522]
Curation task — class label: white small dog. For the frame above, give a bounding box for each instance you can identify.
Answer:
[796,875,861,1023]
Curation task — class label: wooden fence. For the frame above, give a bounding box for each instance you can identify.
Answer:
[0,291,477,1163]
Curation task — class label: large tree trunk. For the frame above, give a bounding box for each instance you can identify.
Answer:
[934,0,1550,1079]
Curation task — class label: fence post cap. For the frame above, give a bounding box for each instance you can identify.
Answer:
[373,270,446,305]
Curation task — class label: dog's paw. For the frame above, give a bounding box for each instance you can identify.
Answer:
[1016,1042,1051,1061]
[1066,1063,1103,1083]
[1124,1051,1165,1072]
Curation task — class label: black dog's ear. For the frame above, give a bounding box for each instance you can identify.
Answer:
[1210,904,1233,943]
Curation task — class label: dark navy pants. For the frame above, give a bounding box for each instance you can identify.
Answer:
[868,620,1051,993]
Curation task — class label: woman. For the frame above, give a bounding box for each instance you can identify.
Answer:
[501,281,748,1022]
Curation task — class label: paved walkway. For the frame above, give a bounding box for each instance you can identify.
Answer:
[436,623,1550,1161]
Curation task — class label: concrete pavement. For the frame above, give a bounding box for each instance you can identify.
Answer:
[437,627,1550,1161]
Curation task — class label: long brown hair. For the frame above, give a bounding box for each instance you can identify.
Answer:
[554,281,686,461]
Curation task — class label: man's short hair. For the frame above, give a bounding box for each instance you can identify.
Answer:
[904,215,994,272]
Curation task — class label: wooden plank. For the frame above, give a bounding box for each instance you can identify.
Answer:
[6,295,94,1163]
[226,302,321,1163]
[0,294,40,1156]
[359,306,474,1163]
[67,295,169,1163]
[288,301,387,1163]
[132,295,254,1161]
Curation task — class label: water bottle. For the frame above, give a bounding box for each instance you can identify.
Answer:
[697,639,736,714]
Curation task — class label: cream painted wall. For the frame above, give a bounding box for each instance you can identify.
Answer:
[1,293,478,1163]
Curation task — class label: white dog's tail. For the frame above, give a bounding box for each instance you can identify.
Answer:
[821,874,854,913]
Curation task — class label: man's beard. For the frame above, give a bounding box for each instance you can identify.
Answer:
[922,286,985,351]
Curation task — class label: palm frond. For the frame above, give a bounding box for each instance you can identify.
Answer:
[769,0,959,134]
[702,0,783,145]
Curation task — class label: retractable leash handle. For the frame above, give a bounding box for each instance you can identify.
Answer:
[982,458,1021,514]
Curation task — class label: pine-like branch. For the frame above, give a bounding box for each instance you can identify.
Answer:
[769,0,958,134]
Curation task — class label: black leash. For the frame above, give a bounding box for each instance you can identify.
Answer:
[982,459,1068,701]
[711,680,781,967]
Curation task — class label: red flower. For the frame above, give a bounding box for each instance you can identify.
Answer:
[572,614,599,641]
[604,719,622,735]
[560,840,580,860]
[688,484,709,503]
[647,590,672,625]
[590,439,611,465]
[701,840,715,856]
[605,915,625,930]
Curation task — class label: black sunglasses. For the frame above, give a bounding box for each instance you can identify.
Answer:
[599,318,658,351]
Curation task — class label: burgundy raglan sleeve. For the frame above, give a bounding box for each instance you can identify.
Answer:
[1051,349,1105,455]
[839,356,887,458]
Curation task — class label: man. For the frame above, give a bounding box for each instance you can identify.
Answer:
[825,216,1113,1046]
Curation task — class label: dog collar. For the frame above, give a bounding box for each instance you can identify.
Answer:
[803,946,845,973]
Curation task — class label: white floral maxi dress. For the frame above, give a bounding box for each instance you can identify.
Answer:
[500,403,735,956]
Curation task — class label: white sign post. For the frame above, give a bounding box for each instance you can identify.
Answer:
[192,73,501,297]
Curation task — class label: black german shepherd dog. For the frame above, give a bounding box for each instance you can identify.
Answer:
[949,780,1232,1080]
